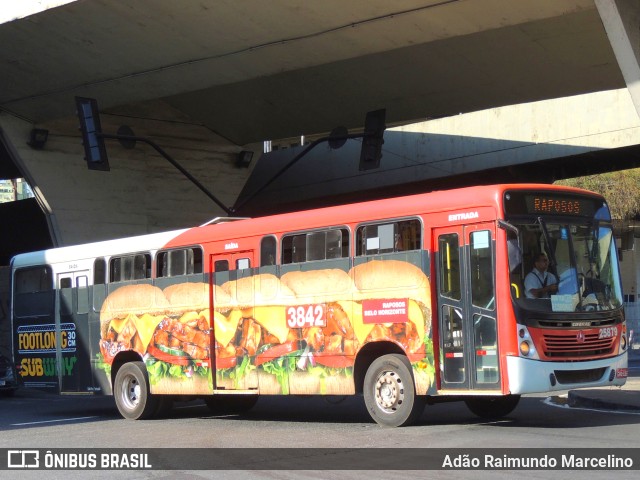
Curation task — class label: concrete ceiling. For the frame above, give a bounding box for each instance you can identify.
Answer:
[0,0,625,145]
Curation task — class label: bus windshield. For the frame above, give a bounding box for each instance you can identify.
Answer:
[507,220,623,313]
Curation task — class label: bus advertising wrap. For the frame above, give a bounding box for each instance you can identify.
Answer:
[96,259,435,397]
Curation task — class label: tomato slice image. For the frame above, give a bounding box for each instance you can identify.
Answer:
[254,341,298,366]
[147,344,190,366]
[215,355,237,370]
[407,349,426,363]
[313,353,354,369]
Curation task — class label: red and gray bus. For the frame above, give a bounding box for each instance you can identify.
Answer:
[10,183,628,426]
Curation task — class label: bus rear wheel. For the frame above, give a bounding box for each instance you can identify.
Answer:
[113,361,158,420]
[464,394,520,419]
[363,354,425,427]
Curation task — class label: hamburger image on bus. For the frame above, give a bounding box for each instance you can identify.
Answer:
[97,261,434,398]
[99,284,170,365]
[349,259,433,395]
[279,268,359,395]
[98,283,213,395]
[219,273,298,393]
[277,261,433,396]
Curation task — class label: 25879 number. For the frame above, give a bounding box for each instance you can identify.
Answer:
[286,305,326,328]
[598,326,618,339]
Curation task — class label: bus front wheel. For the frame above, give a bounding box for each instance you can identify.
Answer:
[113,361,158,420]
[464,394,521,419]
[363,354,425,427]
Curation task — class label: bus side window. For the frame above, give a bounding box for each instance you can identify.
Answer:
[282,228,349,264]
[470,230,494,309]
[214,260,229,272]
[133,254,149,279]
[110,253,151,282]
[14,267,53,293]
[356,219,421,255]
[157,248,203,277]
[292,235,306,263]
[213,260,230,286]
[13,267,54,318]
[438,234,461,300]
[94,258,106,284]
[261,236,277,266]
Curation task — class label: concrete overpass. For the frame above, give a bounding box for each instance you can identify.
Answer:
[1,0,640,253]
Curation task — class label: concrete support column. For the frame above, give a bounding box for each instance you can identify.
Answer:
[597,0,640,118]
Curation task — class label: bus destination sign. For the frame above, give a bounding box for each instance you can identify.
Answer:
[504,191,600,218]
[529,196,582,215]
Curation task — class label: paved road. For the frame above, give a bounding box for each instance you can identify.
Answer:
[0,351,638,479]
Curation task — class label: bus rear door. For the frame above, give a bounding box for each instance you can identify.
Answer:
[56,270,95,393]
[434,222,500,392]
[210,251,257,390]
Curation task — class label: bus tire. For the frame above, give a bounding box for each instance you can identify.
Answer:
[113,361,158,420]
[464,394,520,419]
[204,394,259,414]
[363,354,425,427]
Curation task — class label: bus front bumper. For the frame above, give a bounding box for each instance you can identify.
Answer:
[506,352,628,395]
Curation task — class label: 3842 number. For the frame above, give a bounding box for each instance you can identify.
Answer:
[286,305,326,328]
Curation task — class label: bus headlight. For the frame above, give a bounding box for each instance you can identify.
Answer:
[517,324,539,359]
[620,324,628,352]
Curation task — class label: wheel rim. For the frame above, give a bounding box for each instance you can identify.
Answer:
[121,374,141,410]
[374,370,404,413]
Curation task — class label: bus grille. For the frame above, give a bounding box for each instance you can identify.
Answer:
[554,368,606,384]
[541,332,615,359]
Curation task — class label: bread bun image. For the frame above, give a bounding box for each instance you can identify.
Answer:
[288,370,355,395]
[100,284,170,339]
[163,282,209,311]
[215,274,297,391]
[279,269,358,394]
[97,282,215,395]
[99,284,170,362]
[280,269,355,304]
[349,260,431,364]
[350,259,430,309]
[257,369,283,395]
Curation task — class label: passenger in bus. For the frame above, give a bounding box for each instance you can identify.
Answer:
[524,253,558,299]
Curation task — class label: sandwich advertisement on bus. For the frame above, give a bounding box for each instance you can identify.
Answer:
[96,259,435,396]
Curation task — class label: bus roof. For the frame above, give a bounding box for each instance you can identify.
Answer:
[11,183,602,268]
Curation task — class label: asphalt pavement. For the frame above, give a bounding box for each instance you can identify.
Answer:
[566,347,640,412]
[5,350,639,415]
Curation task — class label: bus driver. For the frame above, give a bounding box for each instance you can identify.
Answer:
[524,253,558,299]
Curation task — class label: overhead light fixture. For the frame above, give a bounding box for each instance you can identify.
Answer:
[75,96,109,170]
[28,128,49,149]
[235,150,253,168]
[359,109,386,171]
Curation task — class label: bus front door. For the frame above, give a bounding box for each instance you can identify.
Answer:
[434,223,500,392]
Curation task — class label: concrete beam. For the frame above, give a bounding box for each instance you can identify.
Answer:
[597,0,640,119]
[0,102,261,246]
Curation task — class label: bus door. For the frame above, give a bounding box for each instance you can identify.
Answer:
[56,270,93,392]
[210,251,257,390]
[434,222,499,391]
